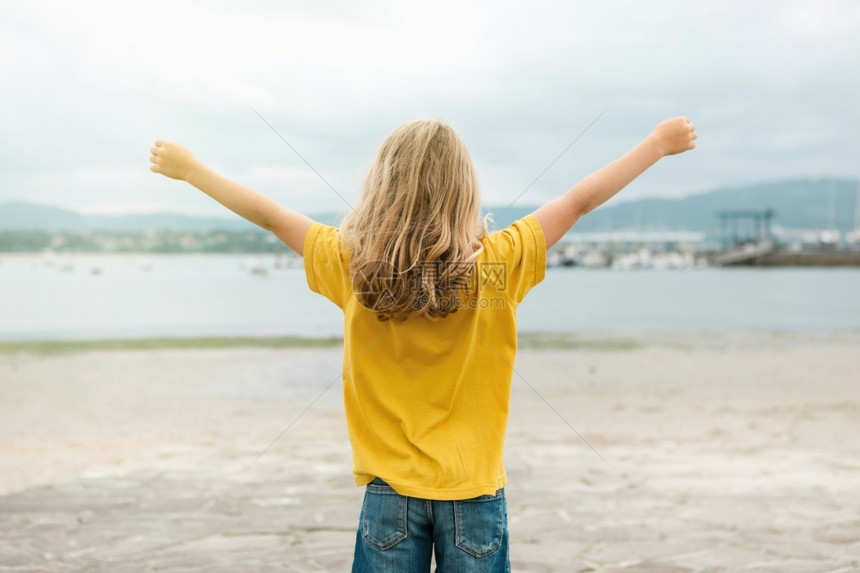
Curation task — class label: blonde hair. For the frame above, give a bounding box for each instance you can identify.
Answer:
[340,119,488,321]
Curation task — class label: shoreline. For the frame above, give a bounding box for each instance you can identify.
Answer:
[1,328,859,356]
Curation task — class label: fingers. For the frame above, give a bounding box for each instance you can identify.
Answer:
[676,115,694,127]
[687,117,697,148]
[150,142,164,174]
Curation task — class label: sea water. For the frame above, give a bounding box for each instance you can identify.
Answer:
[1,253,858,341]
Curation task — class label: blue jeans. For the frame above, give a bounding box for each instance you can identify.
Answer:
[351,478,510,573]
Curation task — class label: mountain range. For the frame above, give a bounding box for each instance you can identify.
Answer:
[1,178,857,238]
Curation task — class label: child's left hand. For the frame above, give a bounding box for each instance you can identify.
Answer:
[149,141,199,181]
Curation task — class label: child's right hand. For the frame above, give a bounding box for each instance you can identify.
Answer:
[649,117,697,157]
[149,140,200,181]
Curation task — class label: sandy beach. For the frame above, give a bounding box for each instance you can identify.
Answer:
[1,330,859,572]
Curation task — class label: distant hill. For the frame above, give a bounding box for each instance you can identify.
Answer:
[565,178,859,237]
[0,201,264,233]
[1,177,857,238]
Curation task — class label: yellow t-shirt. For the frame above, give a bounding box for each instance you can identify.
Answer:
[303,214,546,500]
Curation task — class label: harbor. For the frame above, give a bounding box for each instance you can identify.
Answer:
[548,205,860,269]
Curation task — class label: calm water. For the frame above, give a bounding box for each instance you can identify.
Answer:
[1,254,859,341]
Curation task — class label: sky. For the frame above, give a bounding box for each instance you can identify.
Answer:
[1,0,858,218]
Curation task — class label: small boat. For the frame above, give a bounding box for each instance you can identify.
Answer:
[248,258,267,276]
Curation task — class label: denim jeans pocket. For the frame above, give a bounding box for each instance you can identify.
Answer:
[360,482,408,550]
[453,489,505,558]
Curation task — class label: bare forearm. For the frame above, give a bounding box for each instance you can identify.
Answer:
[532,116,697,249]
[150,141,316,253]
[533,137,661,248]
[185,162,279,230]
[569,136,662,217]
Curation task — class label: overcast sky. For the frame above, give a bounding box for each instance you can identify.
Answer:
[1,0,858,218]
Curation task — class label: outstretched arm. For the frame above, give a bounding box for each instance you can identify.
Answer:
[149,141,315,255]
[532,116,697,249]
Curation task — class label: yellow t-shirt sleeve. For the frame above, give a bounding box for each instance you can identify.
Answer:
[303,222,351,309]
[488,213,547,304]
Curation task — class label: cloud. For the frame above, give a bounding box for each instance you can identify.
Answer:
[1,0,858,217]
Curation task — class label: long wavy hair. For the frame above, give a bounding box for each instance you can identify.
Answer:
[340,119,488,321]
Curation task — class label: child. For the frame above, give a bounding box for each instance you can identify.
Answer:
[149,116,696,571]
